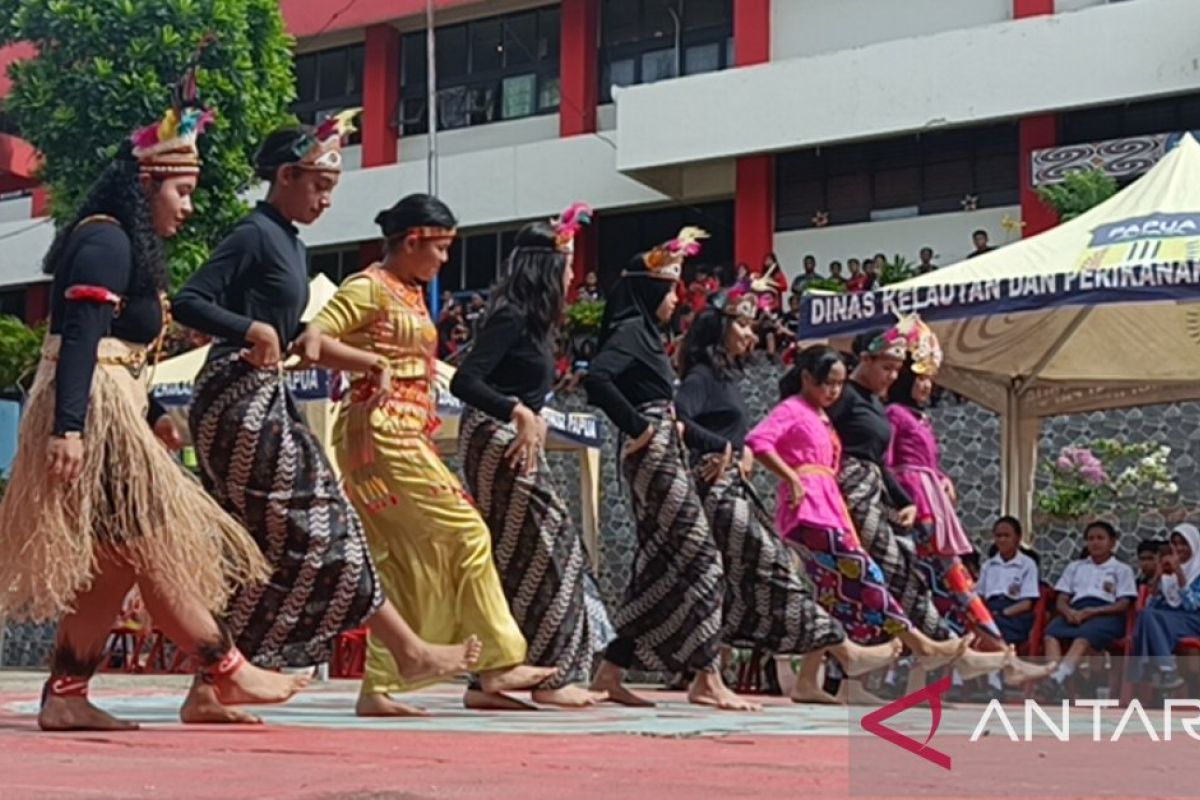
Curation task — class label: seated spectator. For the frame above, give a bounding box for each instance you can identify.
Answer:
[760,252,789,294]
[846,258,868,293]
[575,271,603,303]
[863,255,884,290]
[790,254,818,296]
[464,293,487,336]
[1137,538,1164,588]
[754,291,791,361]
[917,247,938,274]
[967,229,995,259]
[1037,521,1138,701]
[1129,523,1200,691]
[781,292,801,331]
[734,262,753,294]
[687,267,718,313]
[556,338,596,394]
[978,516,1041,649]
[828,260,847,288]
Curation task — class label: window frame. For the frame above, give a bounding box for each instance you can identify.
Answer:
[292,44,365,143]
[399,4,561,135]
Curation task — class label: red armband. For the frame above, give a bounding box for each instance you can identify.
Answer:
[65,285,122,306]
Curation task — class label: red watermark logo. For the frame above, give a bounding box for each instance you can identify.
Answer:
[860,674,953,771]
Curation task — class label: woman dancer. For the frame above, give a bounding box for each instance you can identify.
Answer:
[450,205,612,707]
[582,229,757,711]
[0,93,305,731]
[176,124,480,723]
[885,357,1002,643]
[677,301,900,704]
[297,193,554,712]
[833,322,1044,687]
[748,346,967,702]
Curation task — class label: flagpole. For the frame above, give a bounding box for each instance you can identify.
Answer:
[426,0,441,319]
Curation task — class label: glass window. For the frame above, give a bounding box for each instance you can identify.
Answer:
[604,58,636,93]
[502,74,537,119]
[539,74,561,111]
[602,0,641,45]
[642,1,676,41]
[345,45,364,97]
[503,12,537,68]
[437,25,469,80]
[402,32,427,87]
[684,42,720,75]
[400,97,427,135]
[309,250,343,283]
[464,234,499,290]
[538,7,561,62]
[686,0,729,30]
[467,85,498,126]
[295,54,317,104]
[440,240,465,293]
[641,49,677,83]
[317,48,348,101]
[470,18,503,73]
[439,86,469,129]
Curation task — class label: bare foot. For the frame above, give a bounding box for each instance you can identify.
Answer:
[214,662,309,706]
[531,685,608,708]
[687,675,762,712]
[915,634,973,672]
[39,696,139,732]
[839,639,903,678]
[790,678,844,705]
[479,664,558,694]
[955,645,1011,681]
[591,661,655,707]
[397,636,483,685]
[839,679,887,706]
[180,681,262,725]
[1003,658,1058,686]
[356,692,430,717]
[463,688,538,711]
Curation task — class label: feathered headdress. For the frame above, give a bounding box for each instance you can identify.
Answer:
[130,37,216,176]
[552,202,592,253]
[867,313,943,374]
[292,108,361,172]
[641,226,709,281]
[716,290,757,322]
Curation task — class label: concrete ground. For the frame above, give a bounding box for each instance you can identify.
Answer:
[0,670,1190,800]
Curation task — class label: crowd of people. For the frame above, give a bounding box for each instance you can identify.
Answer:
[0,60,1194,740]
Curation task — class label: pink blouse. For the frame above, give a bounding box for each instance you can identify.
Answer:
[745,396,853,537]
[885,403,971,555]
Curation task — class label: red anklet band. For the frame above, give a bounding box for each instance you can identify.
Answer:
[46,676,89,699]
[203,648,246,681]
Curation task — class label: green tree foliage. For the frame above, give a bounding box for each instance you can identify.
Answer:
[0,0,297,286]
[1036,168,1119,223]
[0,314,44,392]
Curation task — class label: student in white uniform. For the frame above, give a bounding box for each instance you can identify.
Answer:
[1036,521,1137,701]
[978,516,1042,647]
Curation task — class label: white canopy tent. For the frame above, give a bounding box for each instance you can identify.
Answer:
[800,133,1200,525]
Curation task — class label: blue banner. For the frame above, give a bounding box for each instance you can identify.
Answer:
[801,261,1200,338]
[436,391,603,450]
[152,367,332,407]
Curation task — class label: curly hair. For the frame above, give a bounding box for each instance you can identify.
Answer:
[42,141,167,296]
[486,221,566,342]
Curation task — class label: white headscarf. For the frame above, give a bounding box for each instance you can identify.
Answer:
[1160,523,1200,608]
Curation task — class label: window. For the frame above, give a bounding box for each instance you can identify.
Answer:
[292,45,364,143]
[436,227,526,292]
[0,288,24,319]
[597,202,733,290]
[400,5,561,135]
[307,247,360,283]
[599,0,733,102]
[1060,92,1200,146]
[775,123,1020,231]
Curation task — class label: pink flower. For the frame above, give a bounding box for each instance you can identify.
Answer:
[1080,463,1107,487]
[1057,454,1074,472]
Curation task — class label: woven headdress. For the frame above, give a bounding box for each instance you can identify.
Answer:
[293,108,361,172]
[866,313,943,374]
[640,226,709,281]
[129,40,215,176]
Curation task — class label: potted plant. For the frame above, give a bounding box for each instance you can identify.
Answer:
[880,255,917,287]
[1035,169,1119,222]
[1037,440,1178,523]
[565,300,605,336]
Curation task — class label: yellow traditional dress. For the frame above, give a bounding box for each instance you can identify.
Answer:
[312,264,527,694]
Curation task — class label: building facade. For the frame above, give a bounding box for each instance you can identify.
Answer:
[1,0,1199,316]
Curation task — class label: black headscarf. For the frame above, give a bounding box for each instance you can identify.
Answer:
[597,252,674,349]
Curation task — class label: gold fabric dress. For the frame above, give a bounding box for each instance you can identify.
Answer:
[312,265,526,694]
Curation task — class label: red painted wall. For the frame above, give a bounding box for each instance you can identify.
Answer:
[280,0,481,40]
[361,24,400,168]
[559,0,598,138]
[733,0,773,271]
[0,42,35,98]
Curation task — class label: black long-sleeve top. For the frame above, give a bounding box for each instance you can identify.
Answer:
[583,318,674,439]
[173,202,308,361]
[675,364,749,458]
[449,305,554,420]
[49,221,165,435]
[829,379,913,508]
